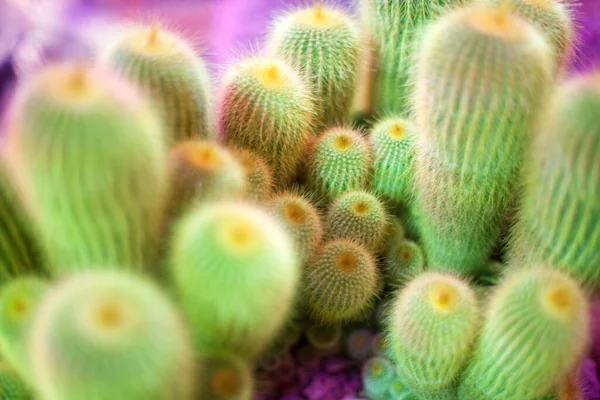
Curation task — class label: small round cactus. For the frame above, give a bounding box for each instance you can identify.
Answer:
[103,24,213,143]
[197,353,253,400]
[307,127,372,200]
[232,149,273,203]
[346,329,374,362]
[170,202,299,359]
[458,267,589,399]
[0,365,33,399]
[268,3,362,126]
[362,357,395,400]
[305,323,343,354]
[385,239,426,285]
[218,57,315,186]
[387,272,480,393]
[29,270,195,400]
[7,63,167,275]
[303,239,379,324]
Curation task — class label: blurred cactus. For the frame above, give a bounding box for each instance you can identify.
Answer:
[103,24,213,143]
[170,202,299,360]
[197,353,253,400]
[305,323,343,354]
[385,239,426,285]
[218,57,315,186]
[7,63,167,275]
[458,267,589,399]
[0,365,32,399]
[346,329,374,362]
[269,3,362,126]
[412,5,553,275]
[362,356,395,400]
[232,149,273,203]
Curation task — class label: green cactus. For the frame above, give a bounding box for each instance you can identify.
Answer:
[387,272,480,393]
[7,63,167,275]
[269,3,362,126]
[458,267,589,400]
[509,73,600,286]
[0,277,48,381]
[385,239,426,285]
[370,117,417,204]
[0,366,33,399]
[232,149,273,203]
[326,190,388,252]
[197,353,253,400]
[362,357,396,400]
[305,323,343,354]
[103,24,213,143]
[307,127,372,200]
[170,202,299,359]
[217,57,315,186]
[412,5,553,275]
[303,239,379,324]
[29,270,195,400]
[386,377,413,400]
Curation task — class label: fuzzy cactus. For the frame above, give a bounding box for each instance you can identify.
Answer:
[385,239,426,285]
[0,365,32,399]
[346,329,374,362]
[170,202,299,360]
[6,63,167,275]
[458,267,589,399]
[370,117,417,204]
[509,73,600,286]
[217,57,315,186]
[305,323,343,354]
[307,127,372,200]
[269,191,323,265]
[326,190,388,252]
[412,5,553,275]
[387,272,480,393]
[197,353,253,400]
[0,277,48,381]
[362,356,396,400]
[302,239,379,324]
[268,3,362,126]
[29,270,195,400]
[232,149,273,203]
[103,24,213,143]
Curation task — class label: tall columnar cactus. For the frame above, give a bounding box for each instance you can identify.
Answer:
[29,271,195,400]
[458,267,589,399]
[326,190,388,252]
[412,5,553,275]
[269,191,323,265]
[386,272,480,393]
[232,149,273,203]
[0,277,48,381]
[370,117,417,204]
[7,63,167,275]
[0,365,33,399]
[170,202,299,360]
[385,239,426,285]
[307,127,372,200]
[268,3,362,126]
[509,73,600,286]
[103,24,213,143]
[303,239,379,324]
[197,353,253,400]
[217,57,315,186]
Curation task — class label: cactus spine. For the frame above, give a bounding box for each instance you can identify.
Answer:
[7,63,167,275]
[103,24,213,143]
[412,5,553,275]
[509,73,600,286]
[458,267,589,399]
[198,353,253,400]
[269,3,362,126]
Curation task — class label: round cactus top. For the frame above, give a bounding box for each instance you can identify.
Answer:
[175,141,226,172]
[428,281,459,313]
[337,251,359,272]
[211,367,242,397]
[523,0,553,9]
[220,217,260,253]
[465,6,527,40]
[388,122,406,139]
[543,282,579,318]
[284,201,308,225]
[117,24,194,58]
[294,4,345,29]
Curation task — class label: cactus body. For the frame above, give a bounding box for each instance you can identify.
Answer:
[509,73,600,286]
[104,25,212,143]
[218,58,315,186]
[303,239,379,324]
[458,267,589,400]
[0,366,32,399]
[385,239,425,285]
[8,64,166,275]
[307,127,372,200]
[198,353,253,400]
[346,329,374,362]
[269,4,362,126]
[233,149,273,203]
[29,271,195,400]
[362,357,395,400]
[387,272,480,393]
[305,323,343,354]
[170,202,299,359]
[412,6,553,275]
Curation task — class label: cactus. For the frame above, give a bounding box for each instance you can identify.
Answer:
[0,365,33,399]
[0,277,48,381]
[412,5,553,275]
[326,190,388,252]
[302,239,379,324]
[458,267,589,400]
[170,202,299,360]
[346,329,374,362]
[269,191,323,265]
[232,149,273,203]
[305,323,343,354]
[217,57,315,186]
[103,24,212,143]
[198,353,253,400]
[7,63,167,275]
[387,272,480,393]
[370,117,417,204]
[362,357,396,400]
[509,73,600,286]
[385,239,426,285]
[307,127,372,200]
[268,3,362,126]
[386,377,412,400]
[29,270,195,400]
